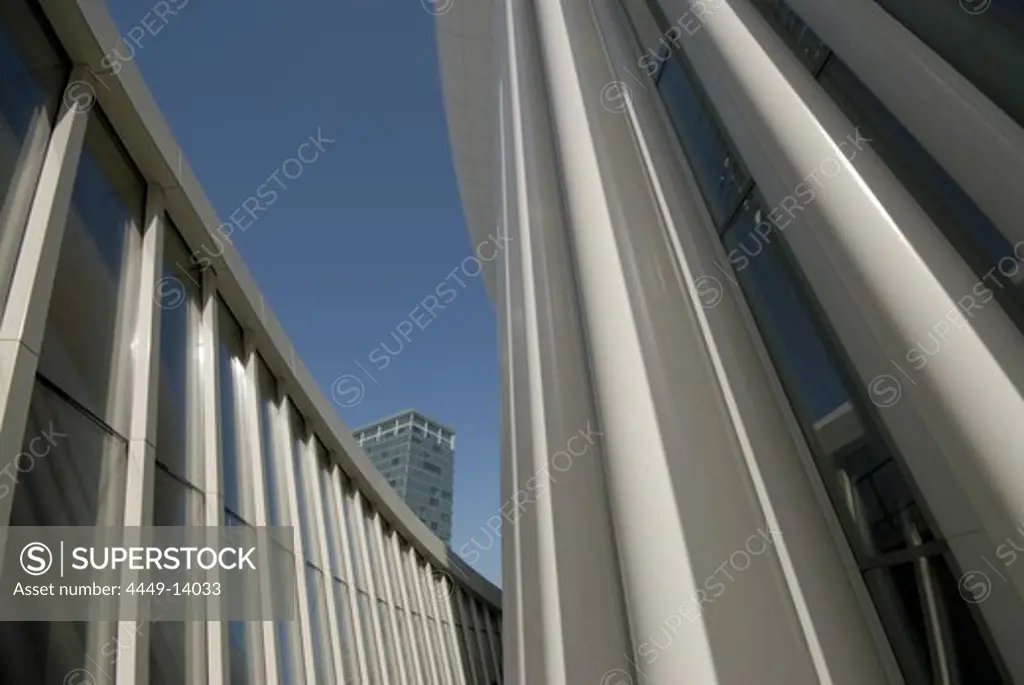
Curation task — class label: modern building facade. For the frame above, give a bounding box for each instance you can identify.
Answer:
[356,411,456,543]
[436,0,1024,683]
[0,1,501,684]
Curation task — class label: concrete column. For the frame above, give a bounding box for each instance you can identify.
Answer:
[499,0,634,682]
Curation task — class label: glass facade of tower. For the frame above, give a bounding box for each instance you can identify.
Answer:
[0,2,501,684]
[355,411,455,543]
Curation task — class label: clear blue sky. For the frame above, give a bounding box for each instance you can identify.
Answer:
[105,0,502,585]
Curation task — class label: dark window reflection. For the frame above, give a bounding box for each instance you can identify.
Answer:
[0,379,126,685]
[722,198,847,420]
[748,0,830,72]
[656,59,751,227]
[227,620,252,685]
[289,404,314,559]
[156,226,202,485]
[218,303,246,521]
[257,357,284,527]
[37,112,144,437]
[149,469,205,685]
[274,614,305,685]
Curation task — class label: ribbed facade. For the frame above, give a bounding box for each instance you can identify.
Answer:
[437,0,1024,682]
[0,1,501,684]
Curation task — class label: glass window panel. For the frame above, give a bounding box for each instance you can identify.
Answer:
[453,608,473,683]
[333,579,360,685]
[394,605,419,681]
[747,0,831,72]
[377,599,401,682]
[217,303,248,522]
[722,192,1006,682]
[364,508,387,598]
[656,59,751,227]
[288,402,316,562]
[151,475,206,685]
[722,197,848,421]
[873,0,1024,127]
[492,609,503,673]
[458,592,483,684]
[0,378,127,684]
[357,591,383,685]
[0,0,68,314]
[227,620,254,685]
[37,111,144,436]
[153,465,203,527]
[305,564,333,685]
[155,224,202,485]
[345,483,367,589]
[273,610,305,685]
[256,357,286,528]
[8,378,127,528]
[472,598,494,684]
[385,531,405,607]
[150,619,206,685]
[319,443,346,577]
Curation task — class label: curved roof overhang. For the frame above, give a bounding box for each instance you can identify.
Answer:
[434,0,500,299]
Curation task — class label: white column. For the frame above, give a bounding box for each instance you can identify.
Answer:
[115,184,165,685]
[199,271,227,685]
[500,0,634,681]
[783,0,1024,245]
[277,403,317,685]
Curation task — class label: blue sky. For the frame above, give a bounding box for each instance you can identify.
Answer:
[104,0,502,585]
